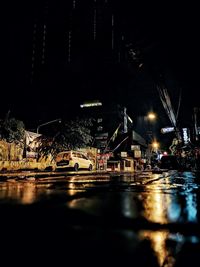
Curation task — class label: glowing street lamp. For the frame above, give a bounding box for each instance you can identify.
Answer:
[37,118,61,134]
[147,112,157,121]
[145,112,157,142]
[152,141,159,151]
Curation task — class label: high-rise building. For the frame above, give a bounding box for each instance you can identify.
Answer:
[4,1,128,121]
[29,0,124,86]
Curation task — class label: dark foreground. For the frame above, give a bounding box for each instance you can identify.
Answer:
[1,170,200,266]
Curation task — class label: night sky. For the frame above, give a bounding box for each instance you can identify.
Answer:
[1,1,200,133]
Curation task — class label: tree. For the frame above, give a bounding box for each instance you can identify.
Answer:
[0,112,25,144]
[37,117,93,159]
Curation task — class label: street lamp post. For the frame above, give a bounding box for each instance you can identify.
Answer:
[145,112,157,142]
[37,118,61,134]
[152,141,159,152]
[145,112,157,164]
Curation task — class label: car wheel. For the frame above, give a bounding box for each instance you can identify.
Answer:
[74,163,79,171]
[88,164,92,171]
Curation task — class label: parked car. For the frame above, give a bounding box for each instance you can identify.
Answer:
[55,150,93,171]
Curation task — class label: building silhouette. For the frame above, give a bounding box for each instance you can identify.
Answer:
[29,0,125,86]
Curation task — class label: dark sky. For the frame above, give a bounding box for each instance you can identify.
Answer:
[1,1,200,131]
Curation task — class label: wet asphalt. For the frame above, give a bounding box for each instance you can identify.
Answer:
[0,170,200,266]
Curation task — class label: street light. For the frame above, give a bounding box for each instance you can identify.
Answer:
[144,112,156,142]
[37,118,61,134]
[152,141,159,151]
[147,112,157,121]
[145,112,158,164]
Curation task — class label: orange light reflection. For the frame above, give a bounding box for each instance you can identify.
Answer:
[140,230,170,267]
[142,177,172,224]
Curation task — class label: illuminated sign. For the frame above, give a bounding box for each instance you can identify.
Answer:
[161,127,175,134]
[182,128,190,144]
[95,133,108,140]
[80,100,102,108]
[121,151,127,157]
[134,150,141,158]
[131,145,140,150]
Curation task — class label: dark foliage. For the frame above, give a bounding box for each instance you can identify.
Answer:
[0,113,25,144]
[37,117,93,159]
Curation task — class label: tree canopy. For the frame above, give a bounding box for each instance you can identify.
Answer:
[37,117,94,158]
[0,112,25,143]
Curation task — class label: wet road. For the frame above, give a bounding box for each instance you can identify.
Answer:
[0,170,200,266]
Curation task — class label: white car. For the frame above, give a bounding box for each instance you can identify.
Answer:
[56,150,93,171]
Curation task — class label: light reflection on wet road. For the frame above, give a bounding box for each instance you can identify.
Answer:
[0,170,200,266]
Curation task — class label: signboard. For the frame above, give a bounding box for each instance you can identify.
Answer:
[161,127,175,134]
[182,128,190,144]
[95,132,108,140]
[134,150,141,158]
[131,145,140,150]
[25,131,41,159]
[121,151,127,157]
[80,100,102,108]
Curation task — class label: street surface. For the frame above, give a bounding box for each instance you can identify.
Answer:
[0,170,200,266]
